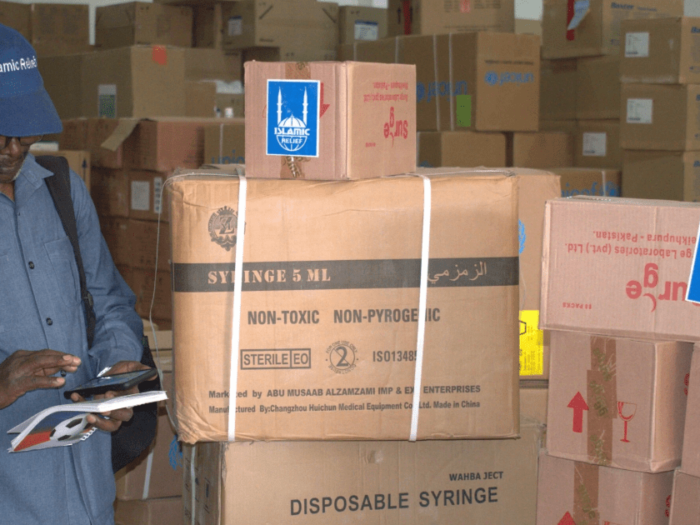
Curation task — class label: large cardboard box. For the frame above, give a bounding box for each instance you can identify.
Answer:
[621,83,700,151]
[507,132,573,169]
[169,169,520,443]
[183,420,543,525]
[547,331,692,472]
[339,6,388,45]
[185,81,216,118]
[29,3,90,57]
[95,2,193,50]
[550,167,621,197]
[622,150,700,202]
[245,61,416,180]
[576,56,620,120]
[242,45,337,64]
[128,268,172,321]
[38,53,84,120]
[540,59,578,121]
[681,348,700,478]
[0,1,31,40]
[417,131,506,168]
[192,3,223,49]
[115,354,181,500]
[101,218,170,272]
[541,197,700,341]
[203,122,246,166]
[540,119,578,135]
[536,453,674,524]
[669,471,700,525]
[184,48,241,82]
[387,0,515,36]
[575,120,622,169]
[91,168,168,222]
[515,18,542,37]
[621,17,700,84]
[81,46,186,119]
[114,497,181,525]
[542,0,683,59]
[221,0,338,53]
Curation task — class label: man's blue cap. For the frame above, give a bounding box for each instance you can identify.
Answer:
[0,23,62,137]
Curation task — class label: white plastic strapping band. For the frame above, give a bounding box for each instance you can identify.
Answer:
[141,447,155,499]
[409,174,432,441]
[228,174,248,442]
[433,35,440,131]
[190,448,196,525]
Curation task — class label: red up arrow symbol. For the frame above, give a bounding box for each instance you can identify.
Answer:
[320,83,330,118]
[559,511,576,525]
[568,392,589,434]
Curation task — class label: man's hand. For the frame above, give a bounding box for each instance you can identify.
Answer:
[0,350,81,409]
[70,360,150,433]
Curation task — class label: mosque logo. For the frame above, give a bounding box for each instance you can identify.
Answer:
[266,79,320,158]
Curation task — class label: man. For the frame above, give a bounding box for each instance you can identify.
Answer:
[0,24,146,524]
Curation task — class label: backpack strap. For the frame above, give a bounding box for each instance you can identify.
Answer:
[36,155,96,349]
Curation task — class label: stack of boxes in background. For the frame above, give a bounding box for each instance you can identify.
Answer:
[620,17,700,202]
[537,196,699,523]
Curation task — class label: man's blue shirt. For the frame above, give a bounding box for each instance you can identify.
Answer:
[0,154,143,524]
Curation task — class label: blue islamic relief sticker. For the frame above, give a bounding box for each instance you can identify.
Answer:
[518,219,526,255]
[266,79,320,157]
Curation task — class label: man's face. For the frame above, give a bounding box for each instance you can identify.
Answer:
[0,136,40,183]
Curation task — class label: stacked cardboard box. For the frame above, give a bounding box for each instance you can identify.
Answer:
[538,196,698,523]
[620,17,700,202]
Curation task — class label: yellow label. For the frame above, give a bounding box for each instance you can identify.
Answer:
[519,310,543,376]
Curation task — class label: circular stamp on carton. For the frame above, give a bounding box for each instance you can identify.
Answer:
[326,341,357,374]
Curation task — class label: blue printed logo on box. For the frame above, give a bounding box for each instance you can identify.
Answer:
[686,224,700,304]
[266,79,320,157]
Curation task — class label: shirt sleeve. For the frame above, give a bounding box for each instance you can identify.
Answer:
[69,169,144,375]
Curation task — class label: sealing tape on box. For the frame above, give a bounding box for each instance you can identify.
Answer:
[409,174,432,441]
[228,174,248,442]
[142,447,155,499]
[587,336,616,465]
[573,461,600,522]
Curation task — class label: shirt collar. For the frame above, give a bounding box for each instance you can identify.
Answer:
[17,153,54,187]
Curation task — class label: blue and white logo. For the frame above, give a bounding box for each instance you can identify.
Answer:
[519,220,526,255]
[485,72,499,86]
[266,79,320,157]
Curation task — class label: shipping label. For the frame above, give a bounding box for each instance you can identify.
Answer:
[582,133,607,157]
[354,20,379,41]
[519,310,544,376]
[130,181,150,212]
[627,98,653,124]
[625,32,650,58]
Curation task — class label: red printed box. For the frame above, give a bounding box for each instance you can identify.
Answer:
[541,197,700,341]
[245,61,416,180]
[547,331,692,473]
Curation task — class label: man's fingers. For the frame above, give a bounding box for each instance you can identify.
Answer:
[86,414,120,433]
[107,407,134,423]
[24,353,81,375]
[28,375,65,390]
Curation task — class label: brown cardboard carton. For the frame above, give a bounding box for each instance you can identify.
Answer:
[169,169,520,442]
[92,169,129,218]
[39,53,84,120]
[508,132,574,169]
[115,357,181,500]
[681,348,700,477]
[29,3,90,57]
[622,150,700,202]
[387,0,515,36]
[339,6,388,45]
[215,94,244,119]
[540,59,578,121]
[114,497,181,525]
[242,45,337,64]
[541,197,700,341]
[184,48,241,82]
[621,84,700,151]
[245,61,416,180]
[192,3,223,49]
[550,167,621,197]
[128,267,172,321]
[539,119,578,135]
[101,218,170,272]
[576,56,621,120]
[81,46,186,119]
[183,420,542,525]
[669,470,700,525]
[536,452,674,525]
[221,0,338,53]
[185,81,216,118]
[542,0,683,59]
[520,382,548,424]
[417,131,506,168]
[516,18,542,37]
[95,2,193,50]
[621,17,700,84]
[203,122,246,165]
[547,331,692,472]
[88,118,131,169]
[91,168,168,222]
[575,120,622,169]
[0,2,31,40]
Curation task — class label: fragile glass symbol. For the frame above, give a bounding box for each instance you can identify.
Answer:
[617,401,636,443]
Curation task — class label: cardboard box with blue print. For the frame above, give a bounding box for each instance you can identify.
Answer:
[549,167,621,198]
[169,168,521,443]
[245,61,416,180]
[183,419,542,525]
